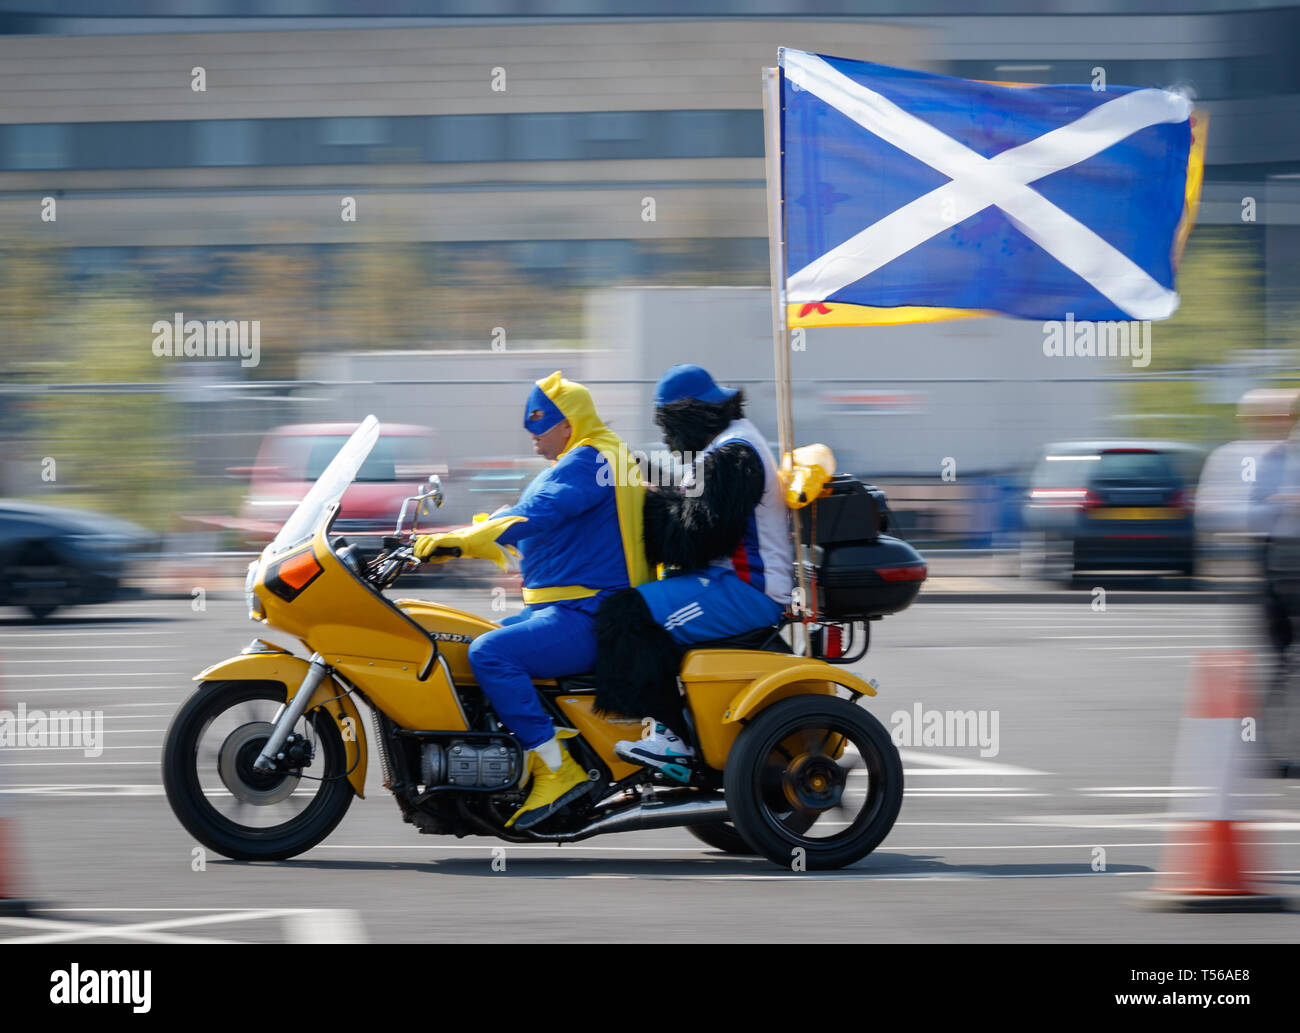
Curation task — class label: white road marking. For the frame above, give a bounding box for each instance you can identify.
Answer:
[0,761,159,767]
[0,658,181,664]
[0,907,364,945]
[905,789,1049,797]
[1081,795,1284,805]
[558,868,1298,882]
[898,750,1045,776]
[0,908,290,944]
[1,673,182,680]
[1061,644,1243,651]
[0,630,183,639]
[0,784,164,796]
[282,909,368,944]
[0,644,198,651]
[303,840,1295,852]
[0,745,158,752]
[1040,634,1247,641]
[103,702,184,708]
[0,917,239,944]
[2,685,184,693]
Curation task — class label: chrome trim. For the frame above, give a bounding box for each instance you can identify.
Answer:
[253,652,329,774]
[240,638,289,655]
[523,793,729,842]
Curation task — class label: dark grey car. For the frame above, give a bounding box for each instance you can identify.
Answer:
[1020,440,1204,583]
[0,501,155,619]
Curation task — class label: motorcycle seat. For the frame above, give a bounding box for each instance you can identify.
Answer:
[685,625,790,654]
[549,626,790,694]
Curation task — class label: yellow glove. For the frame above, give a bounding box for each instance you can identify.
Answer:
[413,514,527,571]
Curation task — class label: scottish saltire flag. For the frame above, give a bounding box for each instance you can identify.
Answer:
[780,49,1207,328]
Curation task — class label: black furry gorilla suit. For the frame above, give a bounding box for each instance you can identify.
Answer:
[593,392,766,731]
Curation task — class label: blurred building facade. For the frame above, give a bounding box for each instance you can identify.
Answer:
[0,4,1294,283]
[0,2,1296,546]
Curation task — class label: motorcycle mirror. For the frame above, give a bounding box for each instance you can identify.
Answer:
[426,474,444,509]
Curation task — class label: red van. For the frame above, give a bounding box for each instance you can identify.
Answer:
[236,423,441,551]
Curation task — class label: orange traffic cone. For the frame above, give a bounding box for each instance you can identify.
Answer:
[1135,650,1289,911]
[0,670,35,916]
[0,817,32,915]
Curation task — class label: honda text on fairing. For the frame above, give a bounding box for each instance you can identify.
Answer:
[162,417,913,869]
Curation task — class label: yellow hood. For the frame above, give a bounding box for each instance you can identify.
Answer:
[536,371,651,588]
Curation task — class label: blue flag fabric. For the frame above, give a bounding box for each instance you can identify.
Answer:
[780,49,1200,323]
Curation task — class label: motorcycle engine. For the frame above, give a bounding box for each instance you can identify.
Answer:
[421,739,519,789]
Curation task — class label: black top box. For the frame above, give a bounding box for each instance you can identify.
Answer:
[803,535,927,620]
[797,475,890,546]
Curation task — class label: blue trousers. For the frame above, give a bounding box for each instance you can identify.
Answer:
[637,566,785,646]
[466,598,600,750]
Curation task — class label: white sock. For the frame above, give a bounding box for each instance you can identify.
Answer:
[534,736,563,770]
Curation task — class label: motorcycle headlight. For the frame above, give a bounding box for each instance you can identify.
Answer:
[245,561,264,620]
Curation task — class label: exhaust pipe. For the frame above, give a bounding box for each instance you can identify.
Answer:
[525,792,730,842]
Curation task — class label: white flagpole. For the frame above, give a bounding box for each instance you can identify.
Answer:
[763,62,811,649]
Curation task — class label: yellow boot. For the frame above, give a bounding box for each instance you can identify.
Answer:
[506,736,592,830]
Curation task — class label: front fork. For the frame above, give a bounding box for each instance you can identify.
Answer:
[253,652,330,774]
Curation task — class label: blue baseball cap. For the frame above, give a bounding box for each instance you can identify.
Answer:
[654,364,739,408]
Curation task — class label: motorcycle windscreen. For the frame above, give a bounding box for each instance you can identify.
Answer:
[266,415,381,557]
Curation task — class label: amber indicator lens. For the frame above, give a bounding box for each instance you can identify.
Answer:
[266,549,323,600]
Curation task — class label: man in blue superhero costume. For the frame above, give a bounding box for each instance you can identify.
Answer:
[414,371,649,830]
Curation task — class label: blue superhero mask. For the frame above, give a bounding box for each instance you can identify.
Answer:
[523,381,566,435]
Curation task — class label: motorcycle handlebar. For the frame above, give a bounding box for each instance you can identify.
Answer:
[367,542,461,588]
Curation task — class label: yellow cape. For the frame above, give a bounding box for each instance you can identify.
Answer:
[536,370,651,589]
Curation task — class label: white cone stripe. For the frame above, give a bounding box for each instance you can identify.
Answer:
[1170,717,1244,822]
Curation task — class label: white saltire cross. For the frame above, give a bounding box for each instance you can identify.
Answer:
[782,50,1193,321]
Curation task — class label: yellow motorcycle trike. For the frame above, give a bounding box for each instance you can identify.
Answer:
[163,417,906,870]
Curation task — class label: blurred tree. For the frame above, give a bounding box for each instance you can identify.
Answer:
[0,237,65,375]
[219,241,324,381]
[1121,225,1268,445]
[634,238,767,287]
[326,242,433,350]
[27,288,184,531]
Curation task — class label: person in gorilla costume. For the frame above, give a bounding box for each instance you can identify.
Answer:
[593,364,794,778]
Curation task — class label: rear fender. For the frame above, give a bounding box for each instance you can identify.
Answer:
[194,649,367,799]
[723,664,875,725]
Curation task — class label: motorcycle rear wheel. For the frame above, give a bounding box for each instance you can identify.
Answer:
[162,680,355,861]
[724,695,903,870]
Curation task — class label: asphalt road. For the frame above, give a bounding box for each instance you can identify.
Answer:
[1,590,1297,944]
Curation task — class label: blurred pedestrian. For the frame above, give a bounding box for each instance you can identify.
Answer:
[1195,389,1298,557]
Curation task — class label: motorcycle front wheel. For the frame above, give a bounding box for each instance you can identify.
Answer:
[724,695,904,871]
[162,680,355,861]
